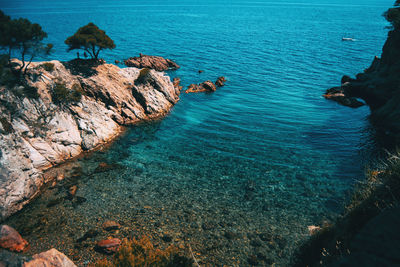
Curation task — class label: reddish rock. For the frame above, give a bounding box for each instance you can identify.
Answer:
[198,70,203,73]
[102,221,121,231]
[186,80,217,93]
[215,76,227,87]
[68,185,78,197]
[124,54,180,71]
[173,77,183,91]
[0,225,29,252]
[95,238,121,254]
[115,60,120,64]
[24,248,76,267]
[94,162,116,173]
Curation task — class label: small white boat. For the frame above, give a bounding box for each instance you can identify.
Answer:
[342,37,356,42]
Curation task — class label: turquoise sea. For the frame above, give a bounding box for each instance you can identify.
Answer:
[0,0,394,265]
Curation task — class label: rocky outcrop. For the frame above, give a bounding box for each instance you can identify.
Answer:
[0,59,180,220]
[215,76,227,87]
[323,86,364,108]
[0,225,29,252]
[324,28,400,139]
[124,54,180,71]
[95,238,121,254]
[186,80,217,93]
[24,248,76,267]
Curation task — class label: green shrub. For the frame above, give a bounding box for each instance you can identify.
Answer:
[41,62,55,72]
[135,68,151,84]
[23,84,39,99]
[92,236,193,267]
[0,117,13,134]
[51,82,83,104]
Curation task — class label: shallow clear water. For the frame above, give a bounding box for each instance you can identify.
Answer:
[0,0,394,265]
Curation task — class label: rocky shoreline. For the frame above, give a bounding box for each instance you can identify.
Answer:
[324,27,400,141]
[0,59,181,221]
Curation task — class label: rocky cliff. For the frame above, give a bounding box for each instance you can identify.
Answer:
[0,59,180,220]
[325,28,400,141]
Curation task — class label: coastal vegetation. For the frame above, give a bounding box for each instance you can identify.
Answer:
[0,10,52,75]
[51,82,83,105]
[65,23,116,61]
[93,237,193,267]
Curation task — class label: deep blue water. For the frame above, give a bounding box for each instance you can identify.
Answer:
[1,0,394,265]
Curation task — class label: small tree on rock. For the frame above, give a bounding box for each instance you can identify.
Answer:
[65,23,115,61]
[0,10,53,75]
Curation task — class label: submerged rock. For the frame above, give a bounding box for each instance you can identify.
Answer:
[95,238,122,254]
[24,248,76,267]
[0,59,180,220]
[102,220,121,231]
[124,54,180,71]
[0,225,29,252]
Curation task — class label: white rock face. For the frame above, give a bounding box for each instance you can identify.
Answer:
[23,248,77,267]
[0,60,180,220]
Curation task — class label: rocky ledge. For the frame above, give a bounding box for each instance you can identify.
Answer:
[124,54,180,71]
[186,77,226,93]
[0,59,181,220]
[324,28,400,139]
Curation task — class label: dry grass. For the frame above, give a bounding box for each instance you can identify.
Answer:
[92,236,193,267]
[293,151,400,266]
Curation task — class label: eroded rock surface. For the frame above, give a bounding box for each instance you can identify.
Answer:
[124,54,180,71]
[23,248,76,267]
[0,60,180,220]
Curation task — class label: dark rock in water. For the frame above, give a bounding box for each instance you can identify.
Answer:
[202,221,217,231]
[161,235,173,242]
[224,231,237,240]
[341,75,354,84]
[248,255,259,265]
[76,229,99,243]
[47,197,64,208]
[0,249,31,267]
[72,196,87,208]
[215,76,227,87]
[124,54,180,71]
[323,87,365,108]
[198,70,203,73]
[95,238,121,254]
[250,238,263,247]
[94,162,119,173]
[115,60,120,64]
[102,221,121,231]
[258,232,273,242]
[0,225,29,252]
[325,27,400,138]
[186,81,217,93]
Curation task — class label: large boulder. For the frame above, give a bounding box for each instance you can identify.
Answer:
[0,225,29,253]
[23,248,76,267]
[124,54,180,71]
